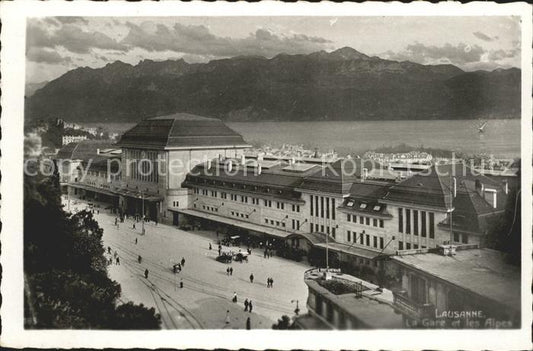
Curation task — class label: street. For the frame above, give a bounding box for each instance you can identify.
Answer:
[65,197,310,329]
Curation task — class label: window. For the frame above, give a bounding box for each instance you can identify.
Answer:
[310,223,313,233]
[366,235,370,246]
[373,236,377,248]
[360,233,364,245]
[270,220,274,225]
[406,243,411,250]
[310,195,314,216]
[347,200,354,207]
[373,218,378,227]
[421,211,427,237]
[462,234,468,244]
[352,215,357,223]
[231,211,235,215]
[429,212,435,239]
[398,208,403,233]
[406,209,411,234]
[454,232,460,242]
[379,219,384,228]
[373,205,381,211]
[282,222,285,227]
[413,210,419,236]
[331,198,336,220]
[365,217,370,225]
[320,197,324,218]
[414,244,419,249]
[399,241,404,250]
[360,203,367,209]
[326,197,330,219]
[326,227,330,234]
[321,225,325,233]
[359,216,364,224]
[347,230,351,242]
[292,204,295,212]
[380,237,384,249]
[297,205,300,213]
[315,196,319,217]
[347,214,351,222]
[332,227,336,239]
[276,221,280,226]
[292,219,295,229]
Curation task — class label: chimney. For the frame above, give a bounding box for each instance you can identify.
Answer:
[96,148,100,155]
[257,163,262,175]
[453,177,457,198]
[241,154,246,166]
[503,180,509,194]
[226,160,233,172]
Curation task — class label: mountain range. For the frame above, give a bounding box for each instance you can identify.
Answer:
[25,47,521,122]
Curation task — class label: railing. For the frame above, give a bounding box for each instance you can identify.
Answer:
[393,291,434,319]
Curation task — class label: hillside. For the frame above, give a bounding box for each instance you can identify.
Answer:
[25,47,521,122]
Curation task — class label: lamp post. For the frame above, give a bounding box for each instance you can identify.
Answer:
[141,190,145,235]
[291,299,300,316]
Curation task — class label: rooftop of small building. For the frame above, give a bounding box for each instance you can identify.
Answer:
[392,248,521,313]
[56,140,116,161]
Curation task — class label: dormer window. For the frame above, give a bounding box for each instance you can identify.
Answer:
[373,205,381,211]
[360,203,367,209]
[346,200,354,207]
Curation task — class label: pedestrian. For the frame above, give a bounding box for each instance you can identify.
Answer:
[135,237,138,245]
[232,292,237,303]
[177,263,182,273]
[244,298,249,312]
[115,218,118,226]
[267,277,270,287]
[181,257,185,266]
[133,222,136,229]
[108,246,111,254]
[264,250,267,258]
[249,273,254,283]
[138,255,142,264]
[114,251,118,259]
[144,269,149,279]
[225,310,230,325]
[270,277,274,288]
[248,300,253,313]
[229,267,233,275]
[246,317,251,330]
[180,279,184,289]
[218,248,222,256]
[226,267,230,276]
[209,243,212,250]
[173,264,178,274]
[116,256,120,265]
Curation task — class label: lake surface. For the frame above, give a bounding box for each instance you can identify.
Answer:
[228,119,521,158]
[85,119,521,158]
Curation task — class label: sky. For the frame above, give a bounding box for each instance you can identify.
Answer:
[26,16,522,84]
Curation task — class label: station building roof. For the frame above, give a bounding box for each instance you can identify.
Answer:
[116,113,250,150]
[56,140,115,161]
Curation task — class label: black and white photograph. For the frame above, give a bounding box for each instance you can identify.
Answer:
[1,1,532,349]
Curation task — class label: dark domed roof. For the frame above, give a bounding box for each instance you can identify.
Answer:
[117,113,250,149]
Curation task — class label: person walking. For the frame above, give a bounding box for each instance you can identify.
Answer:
[181,257,185,267]
[115,218,118,226]
[246,317,251,330]
[144,269,149,279]
[267,277,270,287]
[135,237,138,245]
[133,222,136,230]
[229,267,233,276]
[209,243,212,250]
[226,267,230,276]
[232,292,237,303]
[179,279,184,289]
[108,246,111,254]
[248,300,253,313]
[116,256,120,265]
[270,277,274,288]
[244,298,249,312]
[138,255,142,264]
[264,249,267,258]
[225,310,230,326]
[249,273,254,283]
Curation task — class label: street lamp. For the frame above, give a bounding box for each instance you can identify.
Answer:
[291,299,300,316]
[140,190,145,235]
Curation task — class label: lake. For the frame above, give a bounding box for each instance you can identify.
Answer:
[84,119,521,158]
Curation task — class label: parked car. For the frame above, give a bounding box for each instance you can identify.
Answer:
[233,252,249,262]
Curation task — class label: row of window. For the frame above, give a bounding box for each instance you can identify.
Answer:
[172,201,179,207]
[310,195,336,220]
[202,205,219,213]
[398,241,427,250]
[453,232,469,244]
[194,187,300,211]
[346,230,384,249]
[126,149,159,183]
[291,219,301,231]
[264,218,286,228]
[310,223,337,239]
[398,208,435,238]
[346,214,384,228]
[231,211,249,219]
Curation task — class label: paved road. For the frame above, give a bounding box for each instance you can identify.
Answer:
[65,197,310,329]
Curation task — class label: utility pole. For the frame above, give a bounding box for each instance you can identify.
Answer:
[141,190,146,235]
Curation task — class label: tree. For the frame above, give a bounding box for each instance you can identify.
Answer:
[272,315,295,329]
[24,173,161,329]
